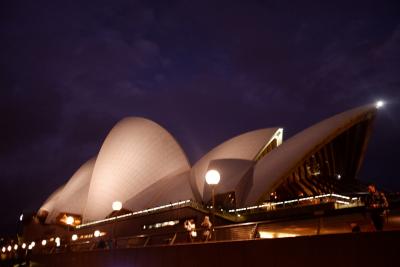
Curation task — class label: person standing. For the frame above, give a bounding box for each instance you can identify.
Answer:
[184,219,197,242]
[365,184,389,231]
[201,216,212,241]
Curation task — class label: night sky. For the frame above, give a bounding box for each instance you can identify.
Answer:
[1,0,399,235]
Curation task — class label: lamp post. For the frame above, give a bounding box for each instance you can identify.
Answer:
[112,201,122,212]
[66,216,74,226]
[205,169,221,226]
[112,201,122,248]
[66,215,74,234]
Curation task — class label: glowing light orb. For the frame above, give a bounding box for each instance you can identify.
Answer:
[205,170,221,185]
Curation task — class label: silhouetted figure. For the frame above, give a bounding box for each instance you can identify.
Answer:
[253,228,261,239]
[201,216,212,241]
[365,184,388,231]
[184,219,197,242]
[97,239,107,249]
[107,238,114,249]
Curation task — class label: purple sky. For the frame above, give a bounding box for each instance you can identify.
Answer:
[1,0,399,235]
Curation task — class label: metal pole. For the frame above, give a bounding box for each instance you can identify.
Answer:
[212,186,215,212]
[211,186,215,241]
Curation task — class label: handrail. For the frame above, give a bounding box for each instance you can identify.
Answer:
[70,205,386,249]
[4,208,400,260]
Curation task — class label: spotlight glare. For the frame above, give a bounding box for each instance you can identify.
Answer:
[376,100,384,109]
[66,216,74,225]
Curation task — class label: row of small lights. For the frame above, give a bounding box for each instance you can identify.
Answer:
[1,239,52,253]
[71,162,219,230]
[228,193,356,213]
[1,231,106,254]
[11,160,376,250]
[3,199,194,252]
[2,195,359,252]
[1,241,39,253]
[8,170,220,249]
[3,192,356,251]
[229,100,385,213]
[143,220,180,230]
[76,200,192,229]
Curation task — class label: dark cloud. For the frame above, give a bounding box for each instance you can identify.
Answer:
[0,76,63,154]
[1,0,400,235]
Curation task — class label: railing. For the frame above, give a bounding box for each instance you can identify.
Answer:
[19,207,399,255]
[3,195,398,264]
[76,200,195,229]
[74,193,362,229]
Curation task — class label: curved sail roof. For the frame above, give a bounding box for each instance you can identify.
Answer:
[38,185,65,216]
[245,104,377,205]
[37,103,380,223]
[191,128,282,200]
[45,158,96,223]
[123,171,194,211]
[83,117,191,221]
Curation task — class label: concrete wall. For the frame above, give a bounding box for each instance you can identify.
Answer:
[31,231,399,267]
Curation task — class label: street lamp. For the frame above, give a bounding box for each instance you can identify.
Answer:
[205,169,221,225]
[65,215,74,234]
[111,201,122,248]
[112,201,122,211]
[205,169,220,207]
[66,216,74,225]
[94,230,101,238]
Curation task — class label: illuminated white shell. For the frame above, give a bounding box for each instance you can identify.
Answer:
[83,117,190,221]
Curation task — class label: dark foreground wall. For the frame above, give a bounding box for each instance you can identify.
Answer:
[32,231,399,267]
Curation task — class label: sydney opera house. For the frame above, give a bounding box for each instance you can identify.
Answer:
[31,103,377,226]
[4,102,400,266]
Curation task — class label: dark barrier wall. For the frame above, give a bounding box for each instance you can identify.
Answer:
[32,231,398,267]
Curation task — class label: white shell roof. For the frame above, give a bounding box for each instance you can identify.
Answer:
[39,185,65,215]
[191,128,282,200]
[123,171,194,211]
[44,158,96,223]
[245,104,377,205]
[83,117,191,221]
